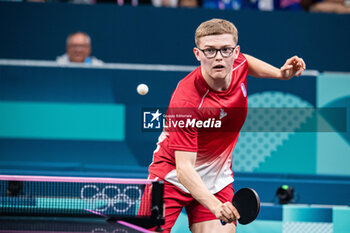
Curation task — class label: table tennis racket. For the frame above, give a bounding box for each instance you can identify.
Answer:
[221,188,260,225]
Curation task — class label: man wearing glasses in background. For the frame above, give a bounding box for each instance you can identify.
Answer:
[142,18,306,233]
[56,31,103,65]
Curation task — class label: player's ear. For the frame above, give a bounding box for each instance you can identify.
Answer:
[233,45,240,59]
[193,48,201,62]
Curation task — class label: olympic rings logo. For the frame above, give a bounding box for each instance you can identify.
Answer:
[80,185,142,213]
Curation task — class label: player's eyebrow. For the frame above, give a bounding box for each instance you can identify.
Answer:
[202,44,234,48]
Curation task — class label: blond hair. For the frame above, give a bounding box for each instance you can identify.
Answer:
[195,19,238,47]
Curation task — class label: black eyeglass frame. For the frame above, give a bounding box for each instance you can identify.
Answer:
[197,46,237,58]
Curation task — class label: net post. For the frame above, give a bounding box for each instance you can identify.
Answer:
[7,181,23,197]
[151,180,164,231]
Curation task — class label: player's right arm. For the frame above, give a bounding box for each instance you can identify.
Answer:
[175,150,240,223]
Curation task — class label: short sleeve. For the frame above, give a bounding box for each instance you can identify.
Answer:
[166,101,200,152]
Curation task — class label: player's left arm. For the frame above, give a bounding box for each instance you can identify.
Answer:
[244,54,306,80]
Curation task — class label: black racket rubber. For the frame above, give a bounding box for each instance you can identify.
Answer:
[221,187,260,225]
[233,188,260,225]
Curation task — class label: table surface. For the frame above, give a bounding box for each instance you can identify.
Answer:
[0,216,153,233]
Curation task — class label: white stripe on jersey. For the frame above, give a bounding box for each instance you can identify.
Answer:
[233,59,247,71]
[198,89,210,110]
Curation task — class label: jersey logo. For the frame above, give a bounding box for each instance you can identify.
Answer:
[220,108,227,120]
[241,83,247,97]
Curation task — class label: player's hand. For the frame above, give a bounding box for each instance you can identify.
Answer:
[280,56,306,80]
[213,201,240,224]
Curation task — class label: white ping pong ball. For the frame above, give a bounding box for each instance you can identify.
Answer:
[137,83,149,95]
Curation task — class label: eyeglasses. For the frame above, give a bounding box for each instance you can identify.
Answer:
[68,44,90,49]
[197,46,237,58]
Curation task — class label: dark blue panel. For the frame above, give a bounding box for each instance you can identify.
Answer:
[258,205,282,221]
[0,2,349,71]
[0,66,186,105]
[0,139,137,166]
[247,75,316,106]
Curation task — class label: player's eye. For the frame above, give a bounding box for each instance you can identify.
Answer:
[221,47,233,55]
[204,48,216,54]
[222,47,229,52]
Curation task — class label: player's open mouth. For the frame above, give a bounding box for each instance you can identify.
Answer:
[213,65,225,70]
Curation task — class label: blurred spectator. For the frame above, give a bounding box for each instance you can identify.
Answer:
[178,0,201,7]
[202,0,242,9]
[69,0,95,4]
[26,0,46,2]
[152,0,178,7]
[56,32,103,65]
[95,0,151,6]
[279,0,302,10]
[301,0,350,13]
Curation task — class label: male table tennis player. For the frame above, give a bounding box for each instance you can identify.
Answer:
[141,18,306,233]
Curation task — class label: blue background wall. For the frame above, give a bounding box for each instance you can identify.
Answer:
[0,65,184,174]
[0,2,350,71]
[0,65,349,178]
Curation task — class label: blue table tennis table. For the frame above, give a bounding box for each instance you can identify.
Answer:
[0,175,165,233]
[0,216,154,233]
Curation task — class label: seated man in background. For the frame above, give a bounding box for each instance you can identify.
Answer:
[56,31,103,65]
[178,0,201,7]
[306,0,350,13]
